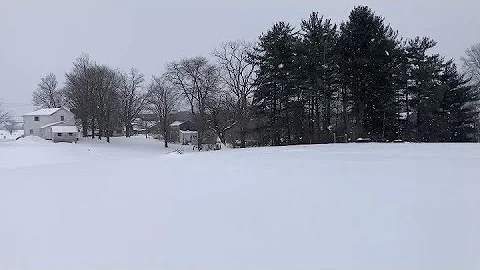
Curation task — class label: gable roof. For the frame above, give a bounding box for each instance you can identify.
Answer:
[170,110,192,122]
[23,108,62,116]
[40,121,64,129]
[170,120,185,127]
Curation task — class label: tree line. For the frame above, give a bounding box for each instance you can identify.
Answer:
[32,42,256,148]
[252,7,479,144]
[31,6,480,147]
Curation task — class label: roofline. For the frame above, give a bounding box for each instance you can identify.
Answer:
[22,107,71,117]
[40,121,64,129]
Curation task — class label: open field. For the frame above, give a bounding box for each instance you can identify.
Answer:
[1,137,479,270]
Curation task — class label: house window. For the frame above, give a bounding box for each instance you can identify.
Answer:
[68,133,73,136]
[57,133,62,137]
[61,116,65,121]
[34,116,39,121]
[29,129,33,135]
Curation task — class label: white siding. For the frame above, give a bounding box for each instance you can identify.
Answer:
[23,108,75,138]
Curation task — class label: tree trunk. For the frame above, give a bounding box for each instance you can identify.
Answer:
[82,120,88,137]
[164,130,168,148]
[91,117,95,139]
[382,111,386,141]
[314,95,321,143]
[106,109,111,143]
[405,85,410,141]
[98,118,103,140]
[342,87,349,141]
[311,101,315,143]
[106,123,110,142]
[240,126,246,148]
[219,132,226,145]
[125,124,131,137]
[323,87,331,133]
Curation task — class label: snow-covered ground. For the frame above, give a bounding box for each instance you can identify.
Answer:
[0,135,193,169]
[0,129,23,142]
[1,137,479,270]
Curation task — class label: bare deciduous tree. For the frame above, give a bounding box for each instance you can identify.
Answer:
[120,68,148,137]
[0,102,10,125]
[462,43,480,86]
[213,40,256,147]
[91,65,122,143]
[64,54,122,142]
[64,54,95,137]
[148,76,180,147]
[33,73,63,108]
[3,118,17,134]
[462,43,480,141]
[165,57,220,150]
[206,91,236,145]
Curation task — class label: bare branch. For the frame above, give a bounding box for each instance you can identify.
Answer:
[32,73,63,108]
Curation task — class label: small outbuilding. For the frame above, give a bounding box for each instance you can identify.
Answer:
[179,130,198,145]
[170,120,196,142]
[51,126,78,143]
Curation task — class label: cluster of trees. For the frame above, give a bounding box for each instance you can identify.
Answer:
[252,7,479,144]
[31,6,480,147]
[31,55,150,143]
[32,43,256,148]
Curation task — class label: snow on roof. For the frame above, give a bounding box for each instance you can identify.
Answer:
[23,108,62,116]
[180,130,197,134]
[51,126,78,133]
[399,112,413,120]
[40,121,64,129]
[170,121,185,127]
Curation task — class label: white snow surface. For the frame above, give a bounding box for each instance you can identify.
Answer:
[23,108,62,116]
[1,137,479,270]
[170,120,185,127]
[51,125,78,133]
[40,121,63,129]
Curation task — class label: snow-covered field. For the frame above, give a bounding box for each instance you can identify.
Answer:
[1,137,479,270]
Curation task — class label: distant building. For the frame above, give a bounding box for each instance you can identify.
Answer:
[23,107,78,142]
[179,130,198,145]
[51,126,79,143]
[169,120,196,142]
[132,116,157,135]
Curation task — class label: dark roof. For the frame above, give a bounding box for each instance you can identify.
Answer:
[138,111,193,122]
[137,113,157,121]
[170,111,192,122]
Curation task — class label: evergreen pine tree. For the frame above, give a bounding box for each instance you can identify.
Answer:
[438,61,479,141]
[405,37,444,141]
[300,12,338,143]
[252,22,301,145]
[405,38,479,142]
[337,6,402,141]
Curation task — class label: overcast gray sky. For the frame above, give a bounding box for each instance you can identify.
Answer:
[1,0,479,116]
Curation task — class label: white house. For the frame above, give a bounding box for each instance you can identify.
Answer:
[23,107,78,142]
